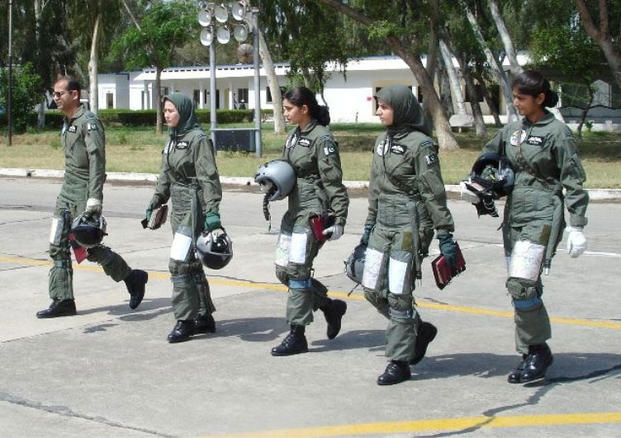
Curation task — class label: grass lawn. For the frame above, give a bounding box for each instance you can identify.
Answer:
[1,124,619,188]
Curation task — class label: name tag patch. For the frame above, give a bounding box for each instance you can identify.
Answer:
[175,141,189,149]
[68,125,77,133]
[390,144,405,155]
[526,135,545,146]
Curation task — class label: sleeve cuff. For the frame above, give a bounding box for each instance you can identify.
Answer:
[569,214,588,228]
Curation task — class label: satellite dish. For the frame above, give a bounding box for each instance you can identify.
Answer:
[198,10,211,27]
[214,3,228,23]
[200,27,214,47]
[231,2,246,21]
[233,23,248,42]
[216,26,231,44]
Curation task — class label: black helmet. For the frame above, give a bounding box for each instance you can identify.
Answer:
[470,152,515,199]
[195,228,233,270]
[344,243,366,284]
[254,159,296,201]
[71,213,107,248]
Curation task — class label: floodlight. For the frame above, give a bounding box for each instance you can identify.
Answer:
[233,23,248,42]
[198,10,211,27]
[214,3,228,23]
[200,27,214,46]
[231,2,246,21]
[216,25,231,44]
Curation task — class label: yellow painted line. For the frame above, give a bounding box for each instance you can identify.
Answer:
[3,254,621,330]
[195,412,621,438]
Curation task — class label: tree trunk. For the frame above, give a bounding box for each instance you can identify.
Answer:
[34,0,46,128]
[315,0,459,150]
[439,39,467,115]
[425,0,440,79]
[576,84,595,138]
[457,52,487,137]
[462,1,518,122]
[257,27,285,134]
[155,67,162,135]
[474,71,502,127]
[575,0,621,90]
[88,12,101,114]
[488,0,522,76]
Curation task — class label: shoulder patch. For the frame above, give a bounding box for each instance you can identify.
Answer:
[425,152,438,166]
[87,122,98,132]
[420,140,434,149]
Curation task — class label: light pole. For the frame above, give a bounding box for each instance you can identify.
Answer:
[7,0,13,146]
[197,1,262,157]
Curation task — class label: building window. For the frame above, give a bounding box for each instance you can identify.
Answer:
[236,88,248,109]
[106,92,114,109]
[266,86,286,104]
[193,90,200,107]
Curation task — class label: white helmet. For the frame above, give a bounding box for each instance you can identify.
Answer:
[344,243,366,285]
[254,159,296,201]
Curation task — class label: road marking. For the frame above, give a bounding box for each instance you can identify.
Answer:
[195,411,621,437]
[2,254,621,330]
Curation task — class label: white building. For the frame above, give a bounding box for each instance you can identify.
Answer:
[98,55,471,123]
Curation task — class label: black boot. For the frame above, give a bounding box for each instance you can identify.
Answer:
[507,354,528,384]
[36,299,77,318]
[271,325,308,356]
[193,313,216,334]
[377,360,411,386]
[519,344,553,383]
[321,299,347,340]
[124,269,148,309]
[410,322,438,365]
[167,320,194,343]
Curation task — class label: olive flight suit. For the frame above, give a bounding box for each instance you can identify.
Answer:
[275,120,349,326]
[48,105,131,301]
[483,111,589,354]
[362,86,454,362]
[149,94,221,322]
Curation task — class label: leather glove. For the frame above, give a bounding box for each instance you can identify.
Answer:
[85,198,102,217]
[323,224,344,241]
[360,222,374,246]
[438,233,458,270]
[204,212,222,232]
[566,226,587,258]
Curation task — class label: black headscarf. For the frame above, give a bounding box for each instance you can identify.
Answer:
[163,93,200,137]
[375,85,431,137]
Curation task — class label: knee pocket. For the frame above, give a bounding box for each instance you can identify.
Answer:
[506,277,542,311]
[169,259,191,275]
[275,267,289,286]
[387,293,413,312]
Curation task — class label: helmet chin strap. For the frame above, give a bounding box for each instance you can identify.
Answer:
[262,186,277,232]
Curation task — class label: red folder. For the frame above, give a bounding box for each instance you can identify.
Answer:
[431,242,466,290]
[68,232,88,264]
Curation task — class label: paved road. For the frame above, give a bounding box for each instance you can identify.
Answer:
[1,176,620,438]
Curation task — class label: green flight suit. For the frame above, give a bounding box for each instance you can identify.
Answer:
[149,94,221,322]
[482,111,589,354]
[48,105,131,301]
[362,86,454,362]
[275,120,349,326]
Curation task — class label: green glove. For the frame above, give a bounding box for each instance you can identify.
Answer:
[145,206,153,222]
[438,233,457,270]
[204,212,222,232]
[360,222,374,246]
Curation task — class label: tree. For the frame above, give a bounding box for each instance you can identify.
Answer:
[111,1,197,134]
[574,0,621,90]
[316,0,460,151]
[0,63,43,133]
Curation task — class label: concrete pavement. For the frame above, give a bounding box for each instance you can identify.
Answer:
[0,176,620,438]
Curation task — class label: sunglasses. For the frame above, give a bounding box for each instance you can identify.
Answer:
[52,90,75,98]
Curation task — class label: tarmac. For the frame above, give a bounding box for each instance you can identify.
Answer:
[0,172,620,438]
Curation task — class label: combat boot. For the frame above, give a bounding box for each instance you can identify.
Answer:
[193,313,216,334]
[410,322,438,365]
[321,299,347,340]
[519,344,553,383]
[507,354,528,384]
[124,269,148,309]
[271,325,308,356]
[36,299,77,318]
[377,360,411,385]
[167,320,194,343]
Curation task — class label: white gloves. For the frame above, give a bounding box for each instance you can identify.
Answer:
[85,198,102,216]
[566,226,587,258]
[323,224,344,241]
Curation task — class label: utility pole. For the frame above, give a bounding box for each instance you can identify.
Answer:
[8,0,14,145]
